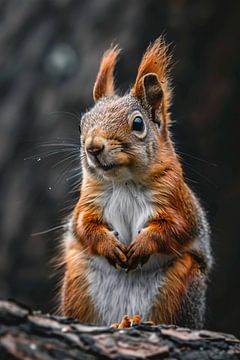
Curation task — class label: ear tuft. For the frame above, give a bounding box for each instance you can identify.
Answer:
[131,37,172,126]
[93,45,121,102]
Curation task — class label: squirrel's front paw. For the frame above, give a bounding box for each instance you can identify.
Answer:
[97,235,128,269]
[127,233,157,271]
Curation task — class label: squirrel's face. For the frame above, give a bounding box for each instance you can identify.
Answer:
[79,38,172,182]
[80,96,161,181]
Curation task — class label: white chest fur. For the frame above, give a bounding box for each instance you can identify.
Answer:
[101,182,154,245]
[87,256,166,325]
[86,182,172,325]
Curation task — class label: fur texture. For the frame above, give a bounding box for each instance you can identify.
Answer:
[60,38,212,328]
[101,182,154,245]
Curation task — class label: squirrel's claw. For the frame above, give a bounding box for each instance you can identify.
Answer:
[126,258,139,272]
[106,255,128,269]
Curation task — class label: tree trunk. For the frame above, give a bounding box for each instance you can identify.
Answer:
[0,300,239,360]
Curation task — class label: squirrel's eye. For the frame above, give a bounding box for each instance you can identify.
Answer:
[131,116,144,132]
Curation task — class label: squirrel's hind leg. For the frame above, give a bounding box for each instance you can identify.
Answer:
[149,252,207,328]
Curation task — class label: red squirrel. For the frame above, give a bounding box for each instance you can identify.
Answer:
[60,38,212,328]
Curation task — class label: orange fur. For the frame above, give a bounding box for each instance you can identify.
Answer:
[93,45,121,101]
[150,253,201,324]
[127,152,198,269]
[73,177,128,266]
[61,240,96,322]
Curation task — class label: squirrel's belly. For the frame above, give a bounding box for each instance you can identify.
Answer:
[86,256,166,326]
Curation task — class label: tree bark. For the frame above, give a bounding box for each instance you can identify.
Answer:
[0,300,239,360]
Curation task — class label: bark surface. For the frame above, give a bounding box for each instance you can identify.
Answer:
[0,300,239,360]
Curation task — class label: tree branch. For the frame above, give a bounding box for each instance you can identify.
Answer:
[0,300,239,359]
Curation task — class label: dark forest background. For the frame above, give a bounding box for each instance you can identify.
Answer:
[0,0,239,337]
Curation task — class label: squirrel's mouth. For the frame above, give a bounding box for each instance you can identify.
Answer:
[95,158,119,172]
[99,163,117,171]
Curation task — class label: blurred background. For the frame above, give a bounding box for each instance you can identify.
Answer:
[0,0,239,336]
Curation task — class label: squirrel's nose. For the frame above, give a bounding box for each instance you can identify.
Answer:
[86,145,104,156]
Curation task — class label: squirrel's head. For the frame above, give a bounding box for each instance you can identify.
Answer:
[80,38,173,182]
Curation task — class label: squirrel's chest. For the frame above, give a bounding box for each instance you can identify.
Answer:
[101,183,154,245]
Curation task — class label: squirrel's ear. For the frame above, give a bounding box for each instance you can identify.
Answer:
[142,73,163,110]
[131,37,172,127]
[93,45,120,102]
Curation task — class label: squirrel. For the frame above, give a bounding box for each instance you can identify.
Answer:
[60,37,213,329]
